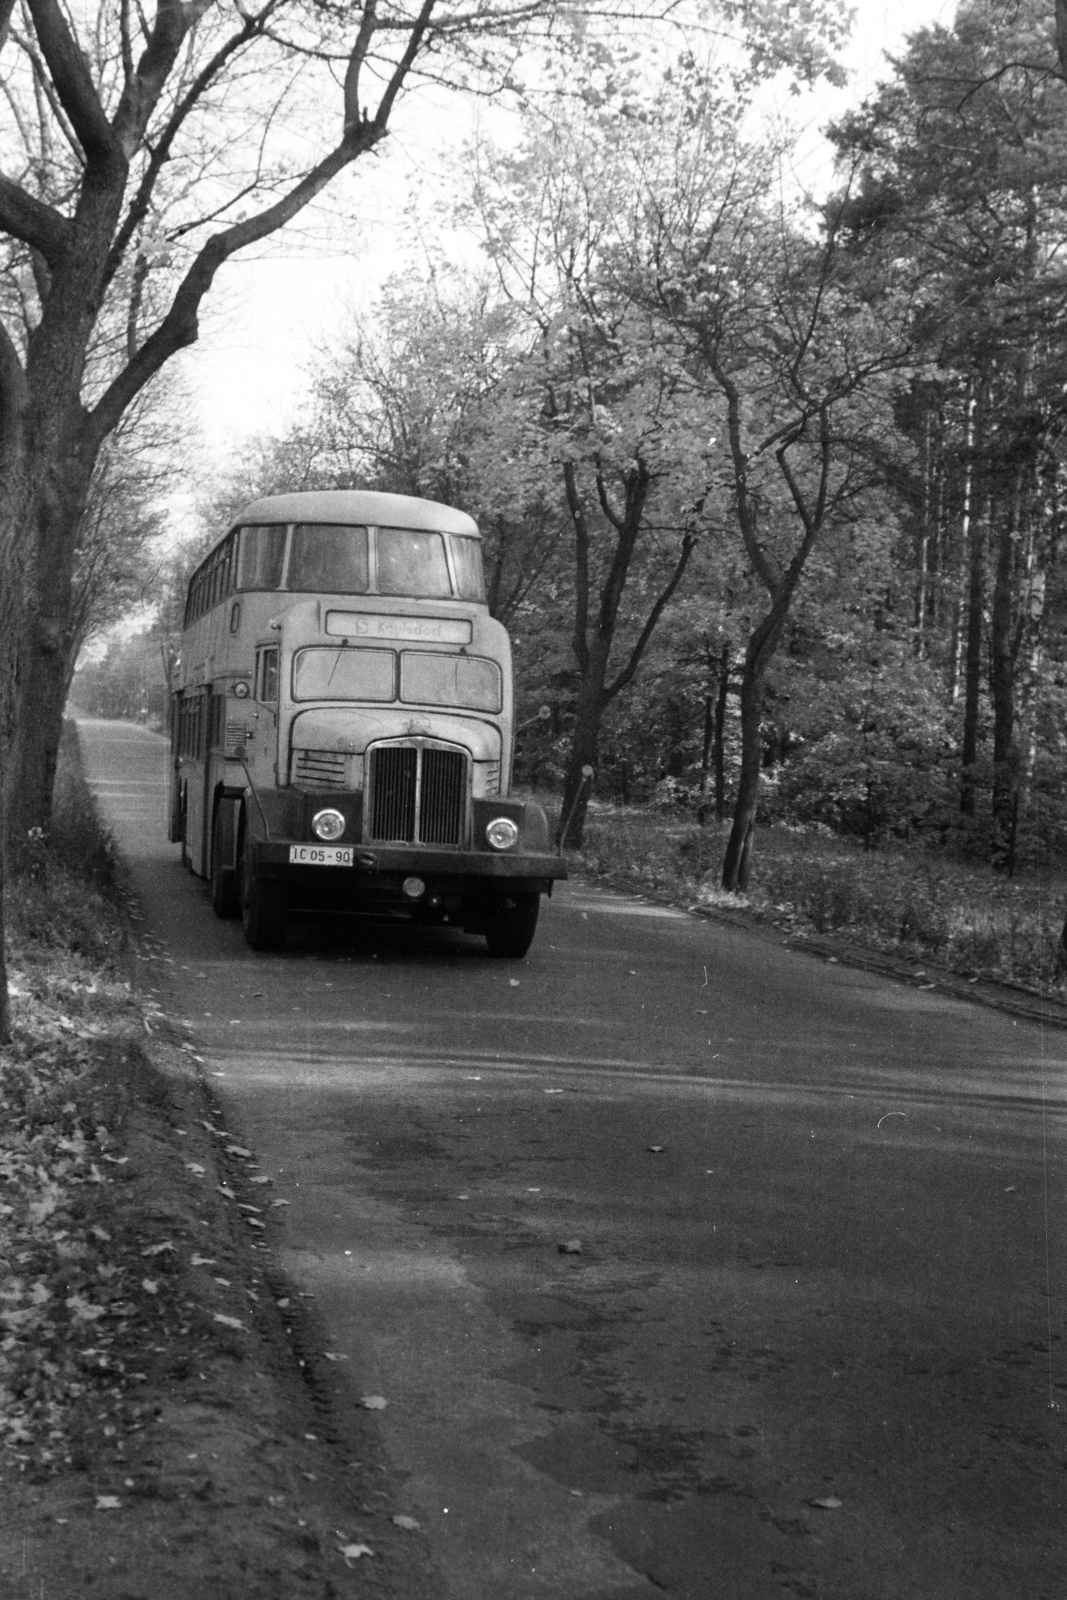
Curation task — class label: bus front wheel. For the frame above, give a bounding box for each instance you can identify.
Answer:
[483,892,539,959]
[238,838,288,952]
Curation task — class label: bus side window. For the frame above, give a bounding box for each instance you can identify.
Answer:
[258,647,279,703]
[451,535,486,601]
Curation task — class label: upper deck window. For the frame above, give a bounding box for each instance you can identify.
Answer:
[238,525,286,590]
[289,524,370,593]
[451,536,486,602]
[377,528,451,598]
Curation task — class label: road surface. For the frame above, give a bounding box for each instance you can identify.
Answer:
[77,717,1067,1600]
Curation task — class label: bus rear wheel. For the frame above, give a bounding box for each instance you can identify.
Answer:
[483,892,539,959]
[211,800,240,919]
[238,834,288,952]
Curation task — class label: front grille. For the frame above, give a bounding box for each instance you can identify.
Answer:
[368,744,467,846]
[292,748,348,789]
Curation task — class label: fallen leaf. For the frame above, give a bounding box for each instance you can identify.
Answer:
[185,1163,206,1176]
[359,1394,387,1409]
[190,1256,216,1267]
[648,1145,665,1153]
[810,1497,842,1510]
[226,1146,253,1158]
[324,1352,348,1361]
[213,1313,245,1331]
[338,1543,374,1564]
[392,1515,420,1531]
[558,1239,582,1254]
[141,1241,176,1257]
[141,1279,159,1295]
[95,1496,122,1511]
[217,1185,236,1200]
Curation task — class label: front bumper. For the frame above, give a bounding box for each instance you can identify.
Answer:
[241,785,566,914]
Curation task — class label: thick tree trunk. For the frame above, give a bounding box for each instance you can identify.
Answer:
[0,431,33,1043]
[4,436,87,861]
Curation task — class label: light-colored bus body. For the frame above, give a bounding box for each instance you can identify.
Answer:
[169,490,564,954]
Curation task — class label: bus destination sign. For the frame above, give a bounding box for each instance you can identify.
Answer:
[325,611,473,645]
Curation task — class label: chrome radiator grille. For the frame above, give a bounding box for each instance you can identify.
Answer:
[368,745,467,846]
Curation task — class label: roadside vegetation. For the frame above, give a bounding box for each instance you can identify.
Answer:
[574,802,1067,995]
[0,723,140,1469]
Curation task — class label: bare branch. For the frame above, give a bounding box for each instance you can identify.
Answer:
[112,0,219,157]
[604,529,696,701]
[104,2,281,292]
[24,0,116,166]
[0,172,69,265]
[90,123,384,446]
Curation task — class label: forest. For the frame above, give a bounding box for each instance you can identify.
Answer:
[72,0,1067,896]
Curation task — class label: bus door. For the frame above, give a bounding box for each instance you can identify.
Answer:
[248,644,280,788]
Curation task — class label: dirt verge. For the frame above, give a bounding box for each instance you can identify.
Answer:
[0,1021,438,1599]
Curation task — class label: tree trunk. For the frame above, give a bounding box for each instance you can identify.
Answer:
[959,485,985,820]
[721,645,763,892]
[4,438,87,861]
[713,642,730,820]
[0,743,9,1045]
[557,637,610,850]
[989,496,1018,870]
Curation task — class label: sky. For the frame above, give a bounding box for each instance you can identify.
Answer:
[178,1,961,456]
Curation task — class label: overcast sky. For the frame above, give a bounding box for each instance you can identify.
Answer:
[179,1,960,455]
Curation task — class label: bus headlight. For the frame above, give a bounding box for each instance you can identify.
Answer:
[311,808,346,842]
[485,816,519,851]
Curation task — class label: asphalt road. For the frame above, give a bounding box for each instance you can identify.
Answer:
[77,717,1067,1600]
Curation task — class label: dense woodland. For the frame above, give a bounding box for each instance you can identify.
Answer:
[75,0,1067,883]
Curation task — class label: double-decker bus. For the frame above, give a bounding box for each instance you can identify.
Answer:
[168,490,565,955]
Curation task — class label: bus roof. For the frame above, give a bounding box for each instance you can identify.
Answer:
[234,490,480,538]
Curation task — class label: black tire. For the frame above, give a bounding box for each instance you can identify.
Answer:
[211,801,240,919]
[238,827,288,951]
[178,785,192,870]
[483,892,539,959]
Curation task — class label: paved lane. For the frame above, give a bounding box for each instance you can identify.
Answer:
[78,718,1067,1600]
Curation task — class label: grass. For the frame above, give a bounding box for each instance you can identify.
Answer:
[573,803,1067,993]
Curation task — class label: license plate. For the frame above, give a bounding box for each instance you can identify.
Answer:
[288,845,354,867]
